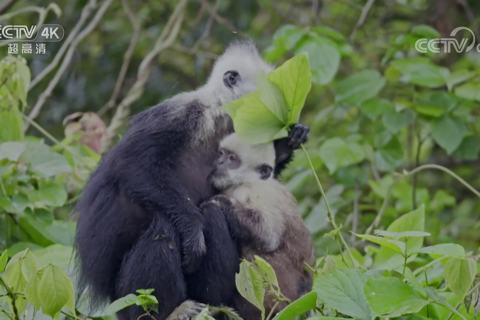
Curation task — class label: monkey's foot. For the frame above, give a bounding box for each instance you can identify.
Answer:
[288,124,310,149]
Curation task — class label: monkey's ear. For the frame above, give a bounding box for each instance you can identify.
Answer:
[257,165,273,180]
[223,70,241,89]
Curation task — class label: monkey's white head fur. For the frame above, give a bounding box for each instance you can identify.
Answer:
[211,133,276,190]
[204,41,274,106]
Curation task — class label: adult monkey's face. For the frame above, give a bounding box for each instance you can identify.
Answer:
[205,41,274,106]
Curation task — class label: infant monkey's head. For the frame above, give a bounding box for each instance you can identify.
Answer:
[210,133,275,190]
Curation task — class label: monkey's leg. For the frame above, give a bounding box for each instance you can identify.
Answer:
[115,214,188,320]
[186,200,240,306]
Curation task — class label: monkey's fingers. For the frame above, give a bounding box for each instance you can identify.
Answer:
[288,124,310,148]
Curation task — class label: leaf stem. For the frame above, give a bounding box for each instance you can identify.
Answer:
[266,301,280,320]
[365,164,480,235]
[0,275,20,320]
[300,144,360,269]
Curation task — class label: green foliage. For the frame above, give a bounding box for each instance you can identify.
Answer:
[2,1,480,320]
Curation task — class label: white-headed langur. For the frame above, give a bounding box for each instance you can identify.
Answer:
[203,133,315,319]
[75,41,310,320]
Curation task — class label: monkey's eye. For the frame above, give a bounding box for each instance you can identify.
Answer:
[223,70,240,89]
[219,149,224,156]
[228,154,237,161]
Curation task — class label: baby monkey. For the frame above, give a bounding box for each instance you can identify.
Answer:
[203,133,315,319]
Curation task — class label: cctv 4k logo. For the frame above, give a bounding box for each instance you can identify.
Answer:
[415,27,479,54]
[0,24,64,42]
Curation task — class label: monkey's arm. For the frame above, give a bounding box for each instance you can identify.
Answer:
[206,195,278,253]
[274,124,310,177]
[126,170,206,273]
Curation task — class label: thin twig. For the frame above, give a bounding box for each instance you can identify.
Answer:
[351,179,360,243]
[29,0,97,89]
[0,0,18,15]
[365,164,480,235]
[301,145,360,269]
[191,0,220,53]
[328,0,362,10]
[172,45,218,59]
[203,0,247,38]
[25,0,114,130]
[349,0,376,42]
[0,276,19,320]
[447,281,480,320]
[98,0,141,116]
[100,0,188,153]
[457,0,480,43]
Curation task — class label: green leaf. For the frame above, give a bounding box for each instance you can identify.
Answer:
[25,271,43,309]
[284,27,308,50]
[312,26,346,41]
[382,109,413,134]
[415,244,465,258]
[319,138,366,174]
[314,268,373,320]
[105,294,138,314]
[253,256,278,288]
[273,291,317,320]
[27,182,68,207]
[364,277,430,315]
[336,69,386,104]
[257,72,289,123]
[430,116,467,154]
[411,25,441,38]
[416,92,458,117]
[446,70,476,91]
[387,58,448,88]
[223,92,288,144]
[373,205,425,270]
[454,82,480,101]
[5,249,39,295]
[453,135,480,160]
[0,250,7,273]
[0,109,24,142]
[430,190,456,212]
[0,142,26,161]
[425,287,467,320]
[360,98,394,121]
[373,134,403,172]
[267,52,312,125]
[38,264,76,317]
[296,38,340,85]
[355,234,406,255]
[444,257,476,298]
[19,142,72,177]
[223,54,312,144]
[235,260,265,317]
[374,230,431,240]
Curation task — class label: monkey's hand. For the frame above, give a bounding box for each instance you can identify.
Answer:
[288,123,310,149]
[200,194,233,211]
[181,224,207,274]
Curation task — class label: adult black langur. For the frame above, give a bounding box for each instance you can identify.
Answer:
[75,41,309,320]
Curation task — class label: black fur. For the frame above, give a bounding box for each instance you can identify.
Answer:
[75,98,307,319]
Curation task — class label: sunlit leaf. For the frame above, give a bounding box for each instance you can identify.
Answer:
[336,69,386,104]
[314,268,374,320]
[364,277,430,315]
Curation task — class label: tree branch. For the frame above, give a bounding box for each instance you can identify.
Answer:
[349,0,376,42]
[100,0,188,153]
[203,0,247,38]
[29,0,97,89]
[98,0,142,116]
[25,0,114,131]
[0,0,18,15]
